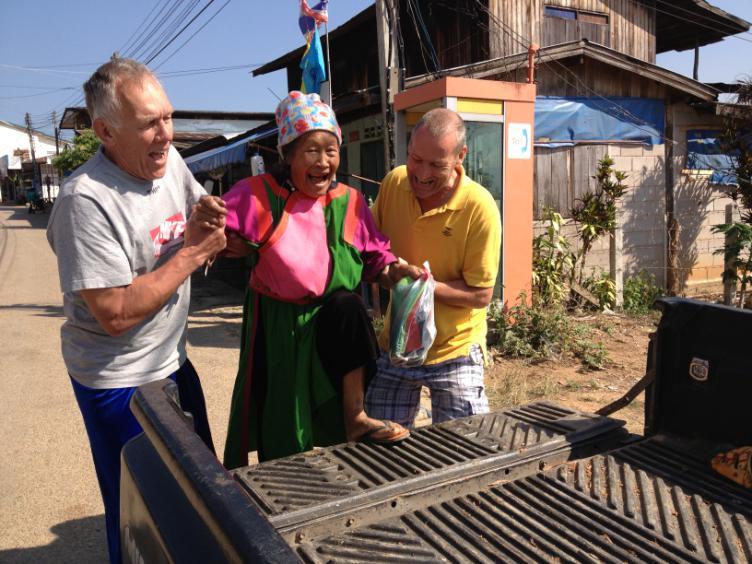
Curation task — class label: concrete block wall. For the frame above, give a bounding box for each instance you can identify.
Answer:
[670,103,738,293]
[533,143,666,288]
[531,104,739,296]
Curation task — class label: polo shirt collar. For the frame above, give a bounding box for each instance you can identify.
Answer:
[444,164,470,211]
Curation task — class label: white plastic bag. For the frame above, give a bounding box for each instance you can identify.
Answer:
[388,261,436,366]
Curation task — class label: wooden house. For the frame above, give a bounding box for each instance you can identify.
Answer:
[253,1,750,294]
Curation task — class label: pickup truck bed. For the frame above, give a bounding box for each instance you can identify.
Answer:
[121,298,752,563]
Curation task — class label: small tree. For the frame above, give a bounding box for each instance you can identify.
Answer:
[713,223,752,307]
[52,129,101,174]
[532,208,575,306]
[570,156,628,285]
[717,78,752,307]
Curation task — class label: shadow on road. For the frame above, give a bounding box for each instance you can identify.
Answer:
[0,303,64,317]
[0,205,50,229]
[0,515,107,564]
[187,317,242,349]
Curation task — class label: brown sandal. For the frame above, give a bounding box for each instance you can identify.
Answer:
[357,420,410,445]
[711,446,752,488]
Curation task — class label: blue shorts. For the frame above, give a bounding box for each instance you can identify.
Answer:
[71,359,214,563]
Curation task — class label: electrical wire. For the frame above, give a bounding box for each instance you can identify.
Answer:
[651,0,752,42]
[125,0,185,60]
[469,0,685,148]
[153,0,232,70]
[405,0,440,76]
[117,0,169,55]
[145,0,218,65]
[0,88,76,100]
[140,0,203,63]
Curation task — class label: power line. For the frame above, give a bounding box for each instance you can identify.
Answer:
[652,0,752,41]
[0,87,77,100]
[117,0,169,55]
[470,0,683,147]
[646,0,752,46]
[0,64,90,75]
[404,0,440,76]
[125,0,185,60]
[139,0,203,62]
[153,0,233,70]
[146,0,219,65]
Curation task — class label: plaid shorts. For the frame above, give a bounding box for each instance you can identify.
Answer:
[365,344,489,428]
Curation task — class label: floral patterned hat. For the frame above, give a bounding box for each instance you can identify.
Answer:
[275,91,342,156]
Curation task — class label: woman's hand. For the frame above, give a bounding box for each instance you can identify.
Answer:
[224,232,253,258]
[378,259,424,289]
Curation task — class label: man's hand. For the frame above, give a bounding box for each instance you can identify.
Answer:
[378,259,424,289]
[184,208,227,258]
[192,195,227,229]
[80,210,227,337]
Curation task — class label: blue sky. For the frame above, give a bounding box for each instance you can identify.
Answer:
[1,0,751,138]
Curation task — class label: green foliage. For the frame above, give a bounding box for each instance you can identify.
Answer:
[570,156,628,285]
[717,83,752,307]
[491,297,569,359]
[623,271,663,314]
[532,208,575,306]
[489,296,610,371]
[52,129,101,173]
[583,270,616,310]
[712,222,752,308]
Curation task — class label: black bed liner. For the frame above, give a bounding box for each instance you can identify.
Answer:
[122,298,752,563]
[286,435,752,563]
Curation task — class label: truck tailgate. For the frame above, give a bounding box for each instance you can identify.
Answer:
[277,434,752,562]
[232,402,632,560]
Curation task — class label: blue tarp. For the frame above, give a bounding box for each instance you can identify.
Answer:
[184,128,277,174]
[684,129,750,186]
[534,96,664,146]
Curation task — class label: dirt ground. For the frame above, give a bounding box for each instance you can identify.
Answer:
[483,311,658,435]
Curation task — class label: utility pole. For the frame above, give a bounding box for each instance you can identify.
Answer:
[376,0,405,170]
[24,112,41,193]
[52,110,60,155]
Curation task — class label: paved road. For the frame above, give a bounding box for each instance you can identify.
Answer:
[0,204,243,562]
[0,203,430,562]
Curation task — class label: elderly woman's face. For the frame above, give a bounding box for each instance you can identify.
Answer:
[286,130,340,198]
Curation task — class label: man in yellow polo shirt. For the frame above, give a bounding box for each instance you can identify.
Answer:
[365,108,501,426]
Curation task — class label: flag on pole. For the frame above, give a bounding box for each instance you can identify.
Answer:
[300,26,326,94]
[299,0,328,39]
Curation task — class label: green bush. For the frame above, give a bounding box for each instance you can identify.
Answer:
[583,270,616,310]
[490,297,610,370]
[532,208,574,306]
[623,271,662,314]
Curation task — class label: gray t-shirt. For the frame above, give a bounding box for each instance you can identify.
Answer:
[47,146,205,389]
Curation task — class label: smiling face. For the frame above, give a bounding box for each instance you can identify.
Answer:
[285,130,340,198]
[406,125,467,211]
[94,76,174,181]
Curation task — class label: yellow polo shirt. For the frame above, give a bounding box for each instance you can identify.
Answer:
[372,165,501,364]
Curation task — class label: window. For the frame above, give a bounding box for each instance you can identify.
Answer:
[684,129,738,185]
[543,5,609,47]
[359,140,384,204]
[544,7,576,20]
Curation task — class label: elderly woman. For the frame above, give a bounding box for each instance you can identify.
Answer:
[220,92,419,466]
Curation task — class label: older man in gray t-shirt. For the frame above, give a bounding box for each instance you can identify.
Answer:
[46,57,226,564]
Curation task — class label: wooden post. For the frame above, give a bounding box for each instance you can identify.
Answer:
[723,203,738,305]
[693,38,700,81]
[665,107,680,295]
[610,209,624,308]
